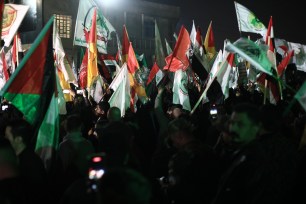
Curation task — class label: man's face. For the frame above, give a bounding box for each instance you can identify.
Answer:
[229,112,260,144]
[95,105,104,116]
[167,107,182,119]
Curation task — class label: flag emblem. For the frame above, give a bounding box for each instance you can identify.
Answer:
[248,13,265,31]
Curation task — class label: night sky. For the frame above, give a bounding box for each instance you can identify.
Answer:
[146,0,306,51]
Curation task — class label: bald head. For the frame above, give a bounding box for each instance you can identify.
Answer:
[107,107,121,122]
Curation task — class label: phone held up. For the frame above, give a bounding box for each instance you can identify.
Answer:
[87,153,106,193]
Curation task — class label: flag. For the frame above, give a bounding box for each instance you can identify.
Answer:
[87,8,99,88]
[35,74,63,170]
[154,20,165,85]
[108,63,130,117]
[116,33,123,66]
[190,20,196,46]
[53,21,77,84]
[121,25,139,74]
[78,49,88,89]
[216,53,235,99]
[0,16,56,127]
[2,4,29,47]
[155,20,166,69]
[165,38,173,55]
[147,61,160,85]
[164,26,191,72]
[225,37,273,76]
[191,51,209,81]
[89,75,104,103]
[295,81,306,112]
[74,0,116,54]
[0,0,4,41]
[121,25,148,105]
[172,69,191,111]
[208,50,223,84]
[0,49,9,90]
[10,32,23,73]
[234,1,267,37]
[265,16,277,68]
[277,50,294,76]
[204,21,216,60]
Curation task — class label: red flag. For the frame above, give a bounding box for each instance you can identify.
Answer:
[127,43,139,74]
[122,25,130,57]
[204,21,216,59]
[164,26,190,72]
[79,49,88,89]
[277,50,294,76]
[87,8,99,88]
[147,62,160,85]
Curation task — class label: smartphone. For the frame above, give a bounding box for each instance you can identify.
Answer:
[210,105,218,119]
[1,105,8,111]
[87,153,106,192]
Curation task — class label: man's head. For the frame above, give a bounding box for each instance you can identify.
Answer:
[95,101,110,118]
[167,104,183,119]
[229,103,261,145]
[4,119,33,154]
[65,114,83,133]
[107,106,121,122]
[167,117,195,149]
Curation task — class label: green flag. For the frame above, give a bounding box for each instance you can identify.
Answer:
[0,16,56,127]
[225,37,273,76]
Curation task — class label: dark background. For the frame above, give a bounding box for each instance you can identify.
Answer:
[147,0,306,50]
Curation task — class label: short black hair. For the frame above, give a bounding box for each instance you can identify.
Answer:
[169,103,183,110]
[232,102,261,124]
[98,101,110,112]
[65,114,83,133]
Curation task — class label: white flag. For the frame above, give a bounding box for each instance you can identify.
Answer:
[53,22,77,84]
[295,81,306,112]
[2,4,29,47]
[234,1,267,37]
[74,0,116,54]
[172,69,191,111]
[108,63,130,117]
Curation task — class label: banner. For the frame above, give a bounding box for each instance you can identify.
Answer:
[2,4,29,47]
[74,0,116,54]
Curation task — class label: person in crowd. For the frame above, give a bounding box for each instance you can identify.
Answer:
[211,102,300,204]
[97,167,152,204]
[56,114,95,199]
[107,106,122,122]
[161,117,221,204]
[4,119,49,204]
[0,138,29,204]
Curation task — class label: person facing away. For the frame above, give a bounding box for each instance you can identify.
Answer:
[107,106,122,122]
[4,118,49,204]
[97,167,152,204]
[57,114,95,196]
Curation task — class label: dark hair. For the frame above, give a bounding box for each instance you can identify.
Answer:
[5,119,33,146]
[98,101,111,112]
[232,102,261,124]
[65,114,83,133]
[98,167,151,204]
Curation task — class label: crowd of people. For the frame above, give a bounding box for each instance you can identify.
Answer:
[0,63,305,204]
